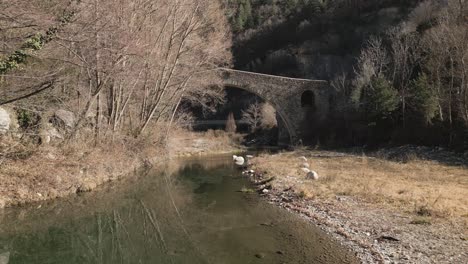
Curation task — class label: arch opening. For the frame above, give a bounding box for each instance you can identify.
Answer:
[179,85,294,146]
[222,86,295,146]
[301,90,316,109]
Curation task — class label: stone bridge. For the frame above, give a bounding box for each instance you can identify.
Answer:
[219,69,332,145]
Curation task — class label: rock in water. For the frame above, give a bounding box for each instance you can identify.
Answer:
[306,171,319,180]
[0,251,10,264]
[234,156,245,166]
[0,107,11,134]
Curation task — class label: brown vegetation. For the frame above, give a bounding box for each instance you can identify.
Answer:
[0,0,233,207]
[253,150,468,219]
[1,0,231,140]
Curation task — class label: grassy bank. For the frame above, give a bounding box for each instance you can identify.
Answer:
[250,148,468,263]
[253,149,467,218]
[0,129,241,208]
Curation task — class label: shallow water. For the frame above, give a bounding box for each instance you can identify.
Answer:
[0,155,358,264]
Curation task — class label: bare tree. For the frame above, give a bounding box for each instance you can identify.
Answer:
[351,36,389,105]
[241,101,262,132]
[260,103,277,129]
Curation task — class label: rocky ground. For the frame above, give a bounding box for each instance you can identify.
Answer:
[247,149,468,264]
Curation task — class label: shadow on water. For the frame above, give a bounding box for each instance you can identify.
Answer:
[0,155,359,264]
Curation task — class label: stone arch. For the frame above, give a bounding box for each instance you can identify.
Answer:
[223,85,296,144]
[218,68,331,146]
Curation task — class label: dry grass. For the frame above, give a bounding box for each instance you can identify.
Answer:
[167,128,244,157]
[253,150,468,219]
[0,125,243,207]
[0,127,167,207]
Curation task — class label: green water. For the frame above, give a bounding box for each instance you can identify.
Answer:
[0,155,358,264]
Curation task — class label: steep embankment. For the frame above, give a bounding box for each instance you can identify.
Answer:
[230,0,419,79]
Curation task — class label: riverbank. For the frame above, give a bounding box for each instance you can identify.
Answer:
[0,129,242,208]
[249,148,468,263]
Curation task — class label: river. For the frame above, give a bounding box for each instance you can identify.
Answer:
[0,155,358,264]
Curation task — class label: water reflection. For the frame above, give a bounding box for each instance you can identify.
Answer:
[0,155,358,264]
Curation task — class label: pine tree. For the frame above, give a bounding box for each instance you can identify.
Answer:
[235,4,246,31]
[409,73,438,124]
[364,76,399,121]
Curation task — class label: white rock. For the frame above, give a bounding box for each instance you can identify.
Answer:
[234,156,245,166]
[248,170,255,174]
[0,107,11,134]
[262,189,269,194]
[301,168,311,173]
[232,155,238,160]
[301,163,310,168]
[246,155,254,159]
[299,156,307,162]
[306,171,319,180]
[0,251,10,264]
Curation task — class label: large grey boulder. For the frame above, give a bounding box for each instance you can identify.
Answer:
[0,107,11,134]
[53,110,75,128]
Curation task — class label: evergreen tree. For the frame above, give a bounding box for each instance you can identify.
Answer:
[409,73,438,124]
[364,76,399,121]
[235,4,247,31]
[244,0,254,28]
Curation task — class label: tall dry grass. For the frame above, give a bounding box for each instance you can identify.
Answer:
[253,151,468,219]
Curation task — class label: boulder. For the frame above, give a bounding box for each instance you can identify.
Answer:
[234,156,245,166]
[0,107,11,134]
[53,109,75,128]
[306,171,319,180]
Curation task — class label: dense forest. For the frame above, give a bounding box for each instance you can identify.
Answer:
[224,0,468,150]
